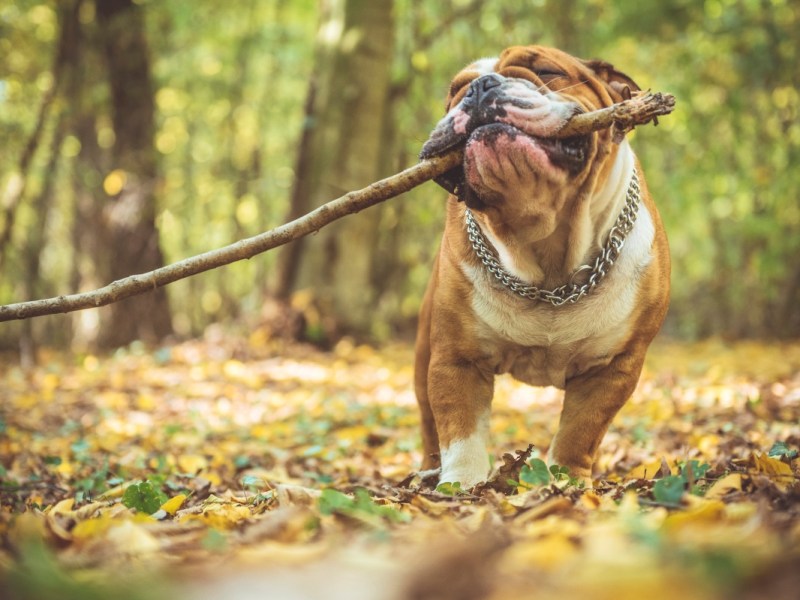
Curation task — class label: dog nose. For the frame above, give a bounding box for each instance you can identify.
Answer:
[466,73,504,106]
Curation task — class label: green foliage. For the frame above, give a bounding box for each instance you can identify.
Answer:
[550,464,573,482]
[652,460,712,505]
[434,481,464,496]
[683,460,711,481]
[318,488,409,524]
[518,459,584,488]
[653,475,687,505]
[8,539,168,600]
[768,441,798,460]
[122,481,168,515]
[520,458,551,487]
[240,474,262,489]
[73,459,111,503]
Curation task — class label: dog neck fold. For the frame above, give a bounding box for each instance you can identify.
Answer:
[463,166,642,307]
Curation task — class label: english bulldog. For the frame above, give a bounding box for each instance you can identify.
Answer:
[415,45,670,487]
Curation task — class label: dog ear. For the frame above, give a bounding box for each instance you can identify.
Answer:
[583,59,641,101]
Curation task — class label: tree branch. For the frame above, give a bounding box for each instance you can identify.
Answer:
[0,91,675,323]
[554,91,676,142]
[0,152,462,322]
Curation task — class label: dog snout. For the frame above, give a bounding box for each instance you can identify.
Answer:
[465,73,505,107]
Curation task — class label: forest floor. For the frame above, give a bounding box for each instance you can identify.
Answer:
[1,328,799,600]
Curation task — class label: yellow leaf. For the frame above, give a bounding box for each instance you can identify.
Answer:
[752,452,794,476]
[178,502,251,529]
[692,433,721,456]
[704,473,742,499]
[98,483,127,499]
[45,499,76,542]
[135,393,157,411]
[55,459,74,476]
[49,498,75,514]
[751,452,795,490]
[409,494,456,516]
[334,425,370,442]
[625,459,674,480]
[72,515,115,540]
[178,454,208,474]
[580,491,602,510]
[203,470,222,486]
[26,494,44,507]
[161,494,187,516]
[664,497,726,529]
[505,533,578,571]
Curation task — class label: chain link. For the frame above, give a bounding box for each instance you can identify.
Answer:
[465,170,641,307]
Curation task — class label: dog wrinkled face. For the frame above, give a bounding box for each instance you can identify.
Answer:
[420,46,639,217]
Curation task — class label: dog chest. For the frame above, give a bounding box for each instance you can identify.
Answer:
[462,203,656,387]
[468,282,632,387]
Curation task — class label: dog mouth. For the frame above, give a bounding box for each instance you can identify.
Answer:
[531,131,590,171]
[433,124,591,199]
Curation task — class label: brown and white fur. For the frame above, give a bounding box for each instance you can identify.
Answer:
[415,46,670,487]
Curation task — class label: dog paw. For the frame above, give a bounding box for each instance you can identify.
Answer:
[438,468,488,490]
[417,467,442,480]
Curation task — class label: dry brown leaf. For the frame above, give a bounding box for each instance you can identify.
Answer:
[1,336,799,599]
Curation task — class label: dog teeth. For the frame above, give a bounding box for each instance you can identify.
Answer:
[551,139,583,157]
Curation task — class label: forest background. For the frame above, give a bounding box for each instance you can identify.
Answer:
[2,2,800,598]
[1,0,798,353]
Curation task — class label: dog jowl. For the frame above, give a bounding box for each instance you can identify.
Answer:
[414,45,670,488]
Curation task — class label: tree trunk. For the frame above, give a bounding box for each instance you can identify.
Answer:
[94,0,172,347]
[20,118,67,367]
[275,0,395,338]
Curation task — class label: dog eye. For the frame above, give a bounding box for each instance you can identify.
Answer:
[535,69,566,80]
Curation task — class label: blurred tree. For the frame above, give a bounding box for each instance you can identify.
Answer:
[275,0,394,339]
[14,0,80,364]
[2,0,799,349]
[91,0,172,347]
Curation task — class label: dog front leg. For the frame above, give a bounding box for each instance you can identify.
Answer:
[428,360,494,488]
[549,351,645,479]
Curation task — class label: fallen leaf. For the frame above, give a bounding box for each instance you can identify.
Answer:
[704,473,743,499]
[663,497,727,530]
[177,453,209,474]
[750,452,796,491]
[473,444,534,495]
[160,493,187,515]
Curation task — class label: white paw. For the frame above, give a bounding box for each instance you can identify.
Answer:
[440,436,491,489]
[417,467,442,480]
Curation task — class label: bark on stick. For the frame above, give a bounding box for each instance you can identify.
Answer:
[0,153,462,322]
[554,91,676,141]
[0,91,674,322]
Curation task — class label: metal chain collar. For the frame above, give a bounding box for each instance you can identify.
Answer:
[465,169,642,307]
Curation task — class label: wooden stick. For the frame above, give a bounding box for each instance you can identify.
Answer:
[0,91,675,322]
[0,153,462,322]
[554,91,676,142]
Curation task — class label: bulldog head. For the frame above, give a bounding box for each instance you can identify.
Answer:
[421,46,641,260]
